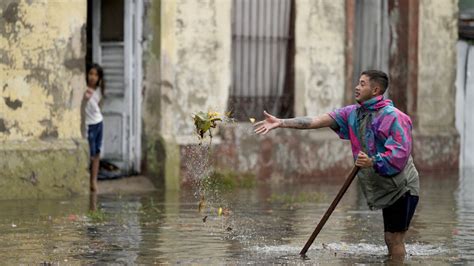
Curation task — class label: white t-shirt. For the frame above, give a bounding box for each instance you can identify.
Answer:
[85,88,103,125]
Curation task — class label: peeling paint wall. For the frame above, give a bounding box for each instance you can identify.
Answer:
[156,0,231,141]
[141,0,231,186]
[0,0,88,199]
[0,0,86,141]
[417,0,458,133]
[294,0,346,116]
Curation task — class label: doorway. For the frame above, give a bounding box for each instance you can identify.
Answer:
[86,0,143,174]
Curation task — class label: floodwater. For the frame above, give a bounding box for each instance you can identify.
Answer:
[0,169,473,265]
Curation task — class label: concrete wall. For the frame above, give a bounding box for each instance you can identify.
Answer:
[417,0,458,134]
[180,125,354,185]
[0,0,86,141]
[143,0,460,186]
[0,1,89,199]
[294,0,346,116]
[142,0,232,188]
[158,0,231,141]
[178,0,352,184]
[412,0,459,171]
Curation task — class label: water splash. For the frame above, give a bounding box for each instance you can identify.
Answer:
[188,110,238,232]
[249,242,448,257]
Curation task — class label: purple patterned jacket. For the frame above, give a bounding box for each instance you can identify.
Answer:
[328,95,413,176]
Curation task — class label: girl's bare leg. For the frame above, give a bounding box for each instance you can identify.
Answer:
[90,155,100,192]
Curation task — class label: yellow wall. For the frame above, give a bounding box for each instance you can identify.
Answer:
[294,0,346,116]
[0,0,86,141]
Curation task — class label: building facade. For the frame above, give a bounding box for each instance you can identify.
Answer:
[0,0,460,198]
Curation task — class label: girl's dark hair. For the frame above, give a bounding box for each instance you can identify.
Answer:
[86,63,105,96]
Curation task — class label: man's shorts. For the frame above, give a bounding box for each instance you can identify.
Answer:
[87,121,103,157]
[382,191,419,233]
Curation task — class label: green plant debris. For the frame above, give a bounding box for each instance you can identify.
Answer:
[87,209,107,223]
[268,192,327,205]
[201,170,257,192]
[192,111,233,143]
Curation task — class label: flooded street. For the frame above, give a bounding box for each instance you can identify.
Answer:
[0,169,473,265]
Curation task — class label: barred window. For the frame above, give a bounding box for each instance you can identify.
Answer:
[229,0,295,121]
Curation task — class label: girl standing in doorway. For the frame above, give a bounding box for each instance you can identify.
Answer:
[84,63,105,192]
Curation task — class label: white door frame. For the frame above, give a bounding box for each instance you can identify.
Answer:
[91,0,143,173]
[132,0,143,172]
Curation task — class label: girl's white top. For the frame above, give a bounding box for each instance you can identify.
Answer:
[85,88,103,125]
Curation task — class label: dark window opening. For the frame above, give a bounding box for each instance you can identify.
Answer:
[100,0,124,42]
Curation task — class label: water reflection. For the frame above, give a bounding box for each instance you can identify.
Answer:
[455,168,474,262]
[0,171,472,264]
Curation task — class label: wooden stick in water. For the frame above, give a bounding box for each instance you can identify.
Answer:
[300,166,360,256]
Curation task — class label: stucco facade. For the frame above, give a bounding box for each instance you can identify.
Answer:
[142,0,231,189]
[0,0,89,199]
[294,0,346,116]
[0,0,461,197]
[177,0,460,183]
[412,0,459,171]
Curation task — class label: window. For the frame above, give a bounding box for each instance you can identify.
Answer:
[229,0,295,121]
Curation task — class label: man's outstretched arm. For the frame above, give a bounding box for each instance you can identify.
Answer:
[254,111,335,135]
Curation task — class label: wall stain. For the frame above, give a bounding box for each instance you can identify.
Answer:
[1,1,34,41]
[2,2,19,23]
[20,171,38,186]
[0,119,10,133]
[64,58,84,72]
[4,97,23,110]
[0,49,13,66]
[24,67,50,87]
[39,128,59,140]
[38,119,58,140]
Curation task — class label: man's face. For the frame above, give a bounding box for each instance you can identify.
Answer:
[355,75,377,103]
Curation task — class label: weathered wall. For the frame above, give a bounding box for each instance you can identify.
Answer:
[0,140,89,200]
[144,0,460,187]
[0,0,88,199]
[159,0,231,141]
[417,0,458,133]
[142,0,231,188]
[0,0,86,140]
[294,0,346,116]
[180,125,354,185]
[412,0,459,171]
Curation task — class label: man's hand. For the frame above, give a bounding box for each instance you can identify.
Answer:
[355,151,374,168]
[254,111,281,135]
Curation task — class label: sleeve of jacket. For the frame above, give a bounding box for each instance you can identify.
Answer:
[372,112,413,176]
[328,105,356,140]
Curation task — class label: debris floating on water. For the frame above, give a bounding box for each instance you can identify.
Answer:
[198,196,206,213]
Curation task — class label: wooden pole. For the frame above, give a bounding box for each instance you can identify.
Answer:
[300,166,360,256]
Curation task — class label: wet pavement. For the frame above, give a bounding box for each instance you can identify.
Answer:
[0,169,473,264]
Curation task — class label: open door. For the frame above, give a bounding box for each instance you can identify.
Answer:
[91,0,142,174]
